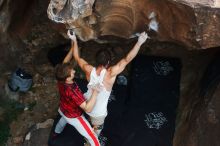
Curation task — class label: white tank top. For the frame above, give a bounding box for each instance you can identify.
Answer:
[84,68,111,117]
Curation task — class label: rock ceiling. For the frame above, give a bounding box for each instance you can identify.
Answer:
[0,0,219,50]
[47,0,220,49]
[174,0,220,8]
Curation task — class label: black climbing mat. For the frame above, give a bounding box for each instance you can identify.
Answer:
[127,55,181,110]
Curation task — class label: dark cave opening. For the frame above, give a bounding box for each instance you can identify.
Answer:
[47,44,70,67]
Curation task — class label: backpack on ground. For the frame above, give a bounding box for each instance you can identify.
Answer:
[8,68,33,92]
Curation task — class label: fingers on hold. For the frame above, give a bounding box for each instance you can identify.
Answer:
[67,29,75,36]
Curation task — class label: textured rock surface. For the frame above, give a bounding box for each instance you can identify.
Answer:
[0,0,66,73]
[174,82,220,146]
[47,0,220,49]
[194,8,220,49]
[173,0,220,8]
[173,50,220,146]
[47,0,95,23]
[0,0,220,146]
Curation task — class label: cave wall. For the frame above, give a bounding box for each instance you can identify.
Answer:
[0,0,35,72]
[0,0,67,73]
[173,50,220,146]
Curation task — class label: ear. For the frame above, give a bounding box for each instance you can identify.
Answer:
[66,76,71,82]
[105,61,110,68]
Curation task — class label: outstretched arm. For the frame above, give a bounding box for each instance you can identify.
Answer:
[109,32,149,76]
[67,30,93,75]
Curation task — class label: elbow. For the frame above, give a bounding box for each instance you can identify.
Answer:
[84,104,92,113]
[85,108,92,113]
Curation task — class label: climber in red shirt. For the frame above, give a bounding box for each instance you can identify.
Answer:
[53,45,100,146]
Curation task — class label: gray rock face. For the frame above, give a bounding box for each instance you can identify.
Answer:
[47,0,95,24]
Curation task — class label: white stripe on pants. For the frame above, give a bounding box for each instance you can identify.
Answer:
[55,109,100,146]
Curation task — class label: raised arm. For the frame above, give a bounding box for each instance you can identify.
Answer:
[67,30,93,75]
[109,32,149,76]
[63,45,74,63]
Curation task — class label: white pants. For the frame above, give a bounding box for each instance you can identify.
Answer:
[55,109,100,146]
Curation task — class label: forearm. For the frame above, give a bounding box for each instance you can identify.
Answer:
[63,46,73,63]
[109,32,147,76]
[84,91,97,112]
[125,42,141,63]
[125,31,148,62]
[72,40,80,61]
[71,40,92,73]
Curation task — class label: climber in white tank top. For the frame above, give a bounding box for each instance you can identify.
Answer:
[83,68,111,137]
[67,30,149,136]
[84,68,111,118]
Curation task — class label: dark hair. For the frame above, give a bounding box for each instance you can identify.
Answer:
[55,63,72,82]
[95,49,111,67]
